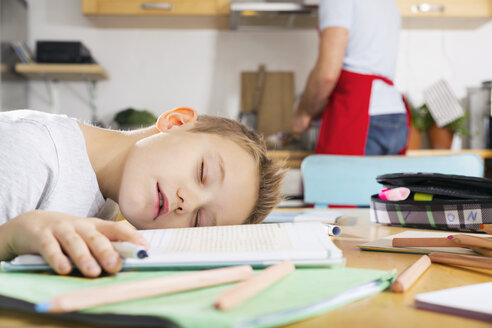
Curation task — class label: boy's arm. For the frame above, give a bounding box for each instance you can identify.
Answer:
[0,210,149,277]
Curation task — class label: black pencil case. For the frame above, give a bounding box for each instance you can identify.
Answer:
[370,172,492,232]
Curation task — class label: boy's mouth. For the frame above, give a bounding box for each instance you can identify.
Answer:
[155,183,169,219]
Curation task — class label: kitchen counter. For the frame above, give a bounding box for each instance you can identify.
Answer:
[267,150,313,169]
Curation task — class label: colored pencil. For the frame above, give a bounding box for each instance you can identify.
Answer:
[392,237,457,248]
[480,224,492,235]
[472,247,492,257]
[35,265,254,313]
[215,260,295,310]
[429,252,492,270]
[448,234,492,249]
[390,255,431,293]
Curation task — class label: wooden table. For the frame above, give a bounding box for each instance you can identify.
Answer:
[406,149,492,161]
[267,149,492,170]
[1,209,490,328]
[288,209,491,328]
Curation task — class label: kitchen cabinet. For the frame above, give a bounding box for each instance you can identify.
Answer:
[82,0,230,15]
[396,0,491,17]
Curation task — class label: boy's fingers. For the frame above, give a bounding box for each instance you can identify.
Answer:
[54,228,101,278]
[77,227,122,274]
[37,232,72,275]
[93,220,150,249]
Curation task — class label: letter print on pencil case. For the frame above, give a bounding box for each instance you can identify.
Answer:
[369,173,492,232]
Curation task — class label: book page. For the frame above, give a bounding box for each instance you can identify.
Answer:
[133,222,339,264]
[140,223,294,253]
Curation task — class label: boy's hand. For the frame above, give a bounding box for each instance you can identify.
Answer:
[0,210,149,277]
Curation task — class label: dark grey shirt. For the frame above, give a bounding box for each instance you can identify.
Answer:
[0,110,105,224]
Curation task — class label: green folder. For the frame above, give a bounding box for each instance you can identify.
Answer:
[0,268,395,328]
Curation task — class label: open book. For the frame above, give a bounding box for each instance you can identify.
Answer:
[1,222,344,272]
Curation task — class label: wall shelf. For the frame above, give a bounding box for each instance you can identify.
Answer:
[15,63,108,81]
[14,63,109,123]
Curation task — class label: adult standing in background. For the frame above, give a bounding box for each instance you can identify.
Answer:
[291,0,409,155]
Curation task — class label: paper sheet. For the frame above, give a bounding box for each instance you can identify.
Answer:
[142,223,293,253]
[415,282,492,321]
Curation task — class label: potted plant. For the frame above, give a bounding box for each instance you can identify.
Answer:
[415,104,469,149]
[443,110,470,138]
[114,108,157,130]
[408,104,434,149]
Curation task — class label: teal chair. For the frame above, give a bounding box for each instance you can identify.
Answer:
[301,154,484,208]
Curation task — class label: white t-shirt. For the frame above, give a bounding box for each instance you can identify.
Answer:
[0,110,105,225]
[319,0,406,115]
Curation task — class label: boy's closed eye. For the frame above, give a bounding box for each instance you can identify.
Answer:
[193,158,205,228]
[202,152,225,187]
[199,158,206,184]
[194,210,200,227]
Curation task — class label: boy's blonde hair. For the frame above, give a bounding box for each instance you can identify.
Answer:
[189,115,285,224]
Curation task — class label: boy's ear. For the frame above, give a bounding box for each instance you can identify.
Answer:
[156,107,198,133]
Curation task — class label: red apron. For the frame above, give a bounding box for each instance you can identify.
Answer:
[315,69,411,155]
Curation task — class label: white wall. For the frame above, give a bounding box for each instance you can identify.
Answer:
[27,0,492,127]
[397,26,492,105]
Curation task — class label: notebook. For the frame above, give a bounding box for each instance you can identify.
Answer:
[0,267,395,328]
[358,230,487,256]
[415,282,492,323]
[1,222,344,272]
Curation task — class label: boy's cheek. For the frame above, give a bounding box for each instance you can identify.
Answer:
[118,197,146,227]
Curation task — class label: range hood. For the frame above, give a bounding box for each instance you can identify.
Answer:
[230,0,319,30]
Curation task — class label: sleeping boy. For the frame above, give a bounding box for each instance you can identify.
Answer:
[0,107,284,277]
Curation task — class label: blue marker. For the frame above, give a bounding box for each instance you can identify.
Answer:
[34,301,52,313]
[111,242,148,259]
[324,224,342,236]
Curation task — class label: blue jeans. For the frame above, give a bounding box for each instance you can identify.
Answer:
[365,113,408,156]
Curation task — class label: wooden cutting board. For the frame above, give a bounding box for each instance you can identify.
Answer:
[241,69,294,137]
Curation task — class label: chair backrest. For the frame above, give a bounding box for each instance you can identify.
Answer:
[301,154,484,207]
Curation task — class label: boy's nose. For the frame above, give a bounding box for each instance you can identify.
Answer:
[175,188,200,214]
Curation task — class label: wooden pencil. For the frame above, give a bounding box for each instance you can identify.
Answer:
[390,255,431,293]
[472,247,492,257]
[392,237,457,248]
[35,265,254,313]
[448,234,492,249]
[215,260,295,310]
[480,224,492,235]
[429,252,492,270]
